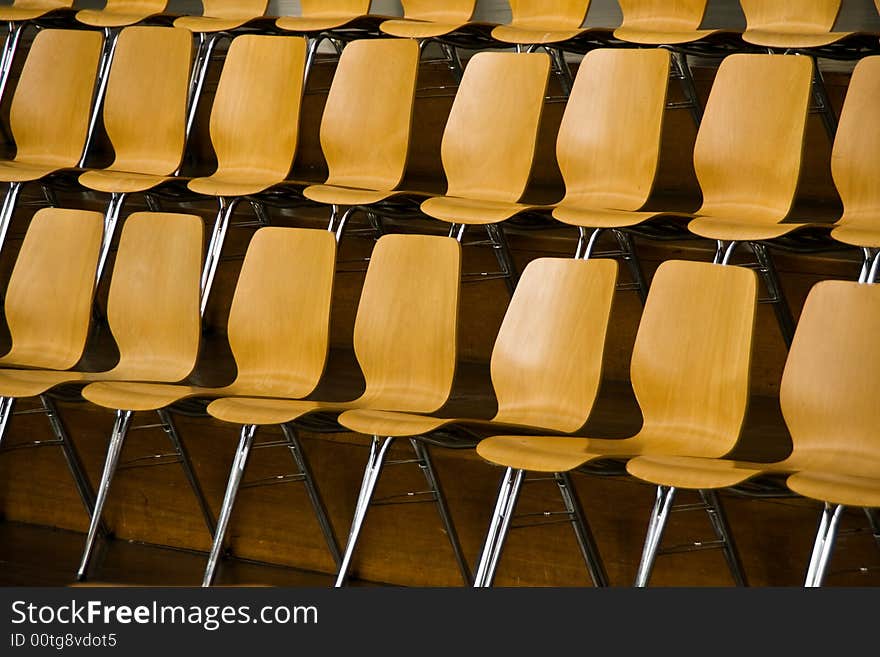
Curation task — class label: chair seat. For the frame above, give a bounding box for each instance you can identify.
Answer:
[476,434,645,473]
[0,158,72,183]
[304,183,416,207]
[741,28,855,49]
[380,18,472,39]
[491,24,588,45]
[612,26,722,46]
[0,369,92,398]
[187,171,285,198]
[688,215,814,241]
[830,217,880,248]
[625,453,774,489]
[421,195,545,225]
[173,15,261,33]
[553,205,677,229]
[79,169,172,194]
[0,5,69,21]
[207,396,343,425]
[787,470,880,509]
[275,15,365,33]
[76,9,164,27]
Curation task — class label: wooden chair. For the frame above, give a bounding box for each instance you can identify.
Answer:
[474,260,757,586]
[78,227,340,583]
[738,0,878,139]
[0,208,104,527]
[0,0,75,106]
[77,26,191,290]
[824,56,880,282]
[203,234,461,586]
[185,34,305,317]
[419,51,551,295]
[625,278,880,587]
[0,211,206,581]
[337,256,619,587]
[173,0,270,150]
[74,0,172,166]
[274,0,372,86]
[551,47,670,302]
[490,0,597,94]
[0,28,102,260]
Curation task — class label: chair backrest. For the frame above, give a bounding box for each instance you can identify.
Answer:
[1,209,103,370]
[739,0,841,34]
[400,0,475,22]
[441,51,550,202]
[106,212,202,382]
[354,234,461,413]
[226,227,336,398]
[320,38,419,191]
[617,0,709,31]
[694,54,812,221]
[299,0,370,18]
[781,280,880,476]
[209,34,305,182]
[93,0,168,14]
[490,258,617,433]
[507,0,591,29]
[198,0,268,19]
[102,26,191,176]
[10,29,102,167]
[557,47,669,211]
[831,56,880,221]
[631,260,757,456]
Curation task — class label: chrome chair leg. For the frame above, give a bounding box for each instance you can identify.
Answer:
[863,507,880,552]
[613,229,648,304]
[473,467,524,587]
[200,195,239,318]
[549,47,573,96]
[411,439,472,585]
[0,395,14,448]
[575,226,603,260]
[0,21,24,107]
[95,191,128,290]
[184,32,221,151]
[671,50,703,127]
[202,424,256,587]
[80,27,120,168]
[858,248,878,283]
[0,181,23,256]
[700,489,747,586]
[751,242,795,348]
[634,485,676,587]
[249,200,271,226]
[326,204,357,243]
[811,57,837,141]
[76,409,133,581]
[440,42,463,83]
[280,423,341,567]
[805,502,844,587]
[157,408,215,538]
[485,223,519,296]
[40,182,58,207]
[556,472,608,587]
[366,210,384,237]
[334,435,394,588]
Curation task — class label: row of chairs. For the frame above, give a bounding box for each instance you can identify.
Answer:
[2,206,876,588]
[2,27,878,348]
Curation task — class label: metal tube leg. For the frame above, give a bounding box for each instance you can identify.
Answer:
[0,396,13,449]
[326,205,356,243]
[576,226,603,260]
[613,229,648,304]
[95,192,127,291]
[700,489,747,586]
[200,196,239,318]
[862,507,880,552]
[157,409,215,538]
[0,181,22,256]
[410,439,472,585]
[279,424,341,567]
[556,472,608,587]
[634,485,676,587]
[80,27,120,168]
[202,424,256,587]
[184,33,219,152]
[76,409,133,581]
[440,43,464,83]
[0,22,23,108]
[41,395,104,532]
[672,50,703,127]
[550,47,573,96]
[303,35,330,90]
[40,182,58,208]
[485,223,519,296]
[811,59,837,141]
[713,239,739,265]
[334,436,394,588]
[448,222,466,242]
[366,210,384,238]
[805,503,844,587]
[473,467,525,587]
[249,200,270,226]
[868,252,880,285]
[751,242,795,348]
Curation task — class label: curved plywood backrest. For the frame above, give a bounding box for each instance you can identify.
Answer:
[739,0,841,33]
[354,234,461,413]
[210,34,305,180]
[831,56,880,219]
[781,280,880,475]
[10,29,102,167]
[400,0,475,22]
[106,212,202,382]
[102,26,191,175]
[617,0,709,30]
[441,51,550,202]
[226,227,337,398]
[490,258,618,433]
[694,54,812,220]
[321,38,419,191]
[299,0,370,18]
[199,0,268,19]
[507,0,591,28]
[96,0,168,13]
[557,47,669,210]
[631,260,757,456]
[2,209,103,370]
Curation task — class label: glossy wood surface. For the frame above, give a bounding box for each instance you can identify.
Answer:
[76,0,169,28]
[275,0,370,32]
[492,0,592,44]
[739,0,852,47]
[379,0,475,38]
[173,0,269,33]
[614,0,717,44]
[0,0,73,21]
